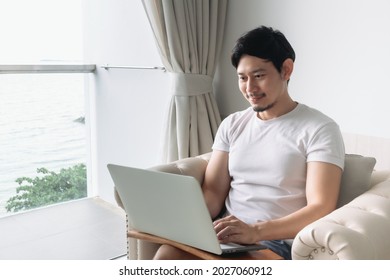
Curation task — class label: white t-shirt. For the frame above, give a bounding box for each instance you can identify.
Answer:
[212,104,345,224]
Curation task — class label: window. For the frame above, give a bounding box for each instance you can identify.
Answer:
[0,0,90,217]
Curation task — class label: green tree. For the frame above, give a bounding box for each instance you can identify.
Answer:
[6,164,87,213]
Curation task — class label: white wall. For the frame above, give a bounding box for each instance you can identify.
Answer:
[83,0,170,203]
[214,0,390,138]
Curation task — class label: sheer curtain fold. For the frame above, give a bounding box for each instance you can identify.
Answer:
[142,0,228,162]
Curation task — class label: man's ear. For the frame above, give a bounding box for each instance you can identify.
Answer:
[281,58,294,81]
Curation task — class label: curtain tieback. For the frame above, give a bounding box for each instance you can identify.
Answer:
[170,73,213,96]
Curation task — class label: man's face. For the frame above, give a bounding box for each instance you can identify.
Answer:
[237,55,289,114]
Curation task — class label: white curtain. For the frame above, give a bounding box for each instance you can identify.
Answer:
[142,0,228,162]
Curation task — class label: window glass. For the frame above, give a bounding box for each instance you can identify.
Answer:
[0,0,86,217]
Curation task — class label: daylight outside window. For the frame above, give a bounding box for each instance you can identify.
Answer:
[0,0,88,217]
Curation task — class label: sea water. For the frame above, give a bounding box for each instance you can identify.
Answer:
[0,74,87,217]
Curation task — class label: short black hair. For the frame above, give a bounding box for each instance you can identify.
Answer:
[231,26,295,73]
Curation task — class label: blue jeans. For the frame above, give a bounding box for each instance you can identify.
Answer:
[261,240,292,260]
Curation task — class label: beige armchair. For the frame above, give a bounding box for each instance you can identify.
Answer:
[115,152,390,260]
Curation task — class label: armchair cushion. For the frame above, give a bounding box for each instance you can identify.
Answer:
[337,154,376,208]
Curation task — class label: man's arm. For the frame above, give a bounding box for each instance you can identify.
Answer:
[202,150,231,219]
[214,161,343,244]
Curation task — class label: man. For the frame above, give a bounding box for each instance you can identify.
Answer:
[154,26,345,260]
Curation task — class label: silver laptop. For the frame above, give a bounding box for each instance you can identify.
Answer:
[107,164,266,255]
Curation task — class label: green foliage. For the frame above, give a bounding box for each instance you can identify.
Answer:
[6,164,87,213]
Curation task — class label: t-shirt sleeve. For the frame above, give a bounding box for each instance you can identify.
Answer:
[212,117,231,152]
[306,122,345,170]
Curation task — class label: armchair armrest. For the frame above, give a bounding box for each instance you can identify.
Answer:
[148,152,211,184]
[292,177,390,260]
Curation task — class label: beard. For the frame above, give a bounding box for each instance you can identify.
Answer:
[252,102,275,112]
[245,93,274,112]
[245,93,276,112]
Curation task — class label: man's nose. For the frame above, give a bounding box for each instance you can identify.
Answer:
[246,78,258,93]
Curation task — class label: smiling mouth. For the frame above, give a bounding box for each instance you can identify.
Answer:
[248,93,266,102]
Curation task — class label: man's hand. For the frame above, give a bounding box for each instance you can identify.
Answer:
[213,215,259,245]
